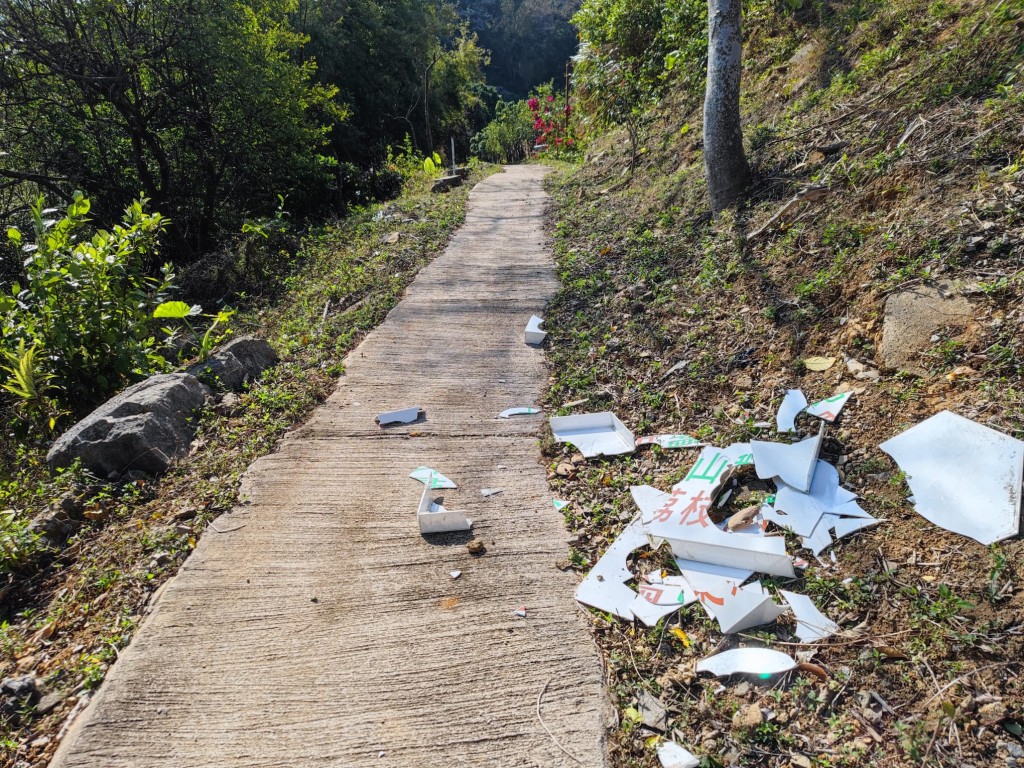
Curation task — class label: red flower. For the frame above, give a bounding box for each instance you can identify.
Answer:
[546,95,555,102]
[527,98,540,111]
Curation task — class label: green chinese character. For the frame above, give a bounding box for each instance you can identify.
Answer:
[686,452,728,483]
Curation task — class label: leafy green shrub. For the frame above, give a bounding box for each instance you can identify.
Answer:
[1,194,174,409]
[471,99,535,162]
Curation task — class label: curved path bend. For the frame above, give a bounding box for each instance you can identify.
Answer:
[50,166,609,768]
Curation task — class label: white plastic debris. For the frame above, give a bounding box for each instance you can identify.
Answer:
[805,392,853,422]
[680,567,788,633]
[574,516,650,620]
[751,424,824,492]
[552,499,569,510]
[630,484,673,524]
[416,482,471,534]
[480,488,503,497]
[409,466,457,489]
[550,412,636,457]
[695,648,797,677]
[764,460,858,537]
[777,389,808,432]
[450,570,462,579]
[657,741,700,768]
[880,410,1024,545]
[499,406,542,418]
[780,590,839,642]
[525,315,547,344]
[513,606,527,618]
[375,406,422,425]
[648,516,795,578]
[635,434,703,449]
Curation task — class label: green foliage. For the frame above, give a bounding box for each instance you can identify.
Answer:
[0,508,42,576]
[1,194,173,408]
[470,99,536,163]
[0,0,340,258]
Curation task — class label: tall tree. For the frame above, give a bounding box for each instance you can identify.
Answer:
[702,0,749,213]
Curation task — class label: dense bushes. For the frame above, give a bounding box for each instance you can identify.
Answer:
[471,100,535,162]
[1,195,179,416]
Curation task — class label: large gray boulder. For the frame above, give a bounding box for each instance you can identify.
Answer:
[47,373,210,479]
[187,336,278,392]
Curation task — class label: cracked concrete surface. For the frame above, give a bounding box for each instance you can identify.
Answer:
[49,165,609,768]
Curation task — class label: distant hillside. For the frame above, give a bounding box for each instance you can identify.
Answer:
[457,0,580,97]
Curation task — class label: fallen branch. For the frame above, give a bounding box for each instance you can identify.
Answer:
[746,185,830,241]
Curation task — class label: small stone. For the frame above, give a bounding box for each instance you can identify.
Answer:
[35,691,65,715]
[467,539,486,555]
[732,681,751,697]
[978,701,1007,725]
[732,703,764,731]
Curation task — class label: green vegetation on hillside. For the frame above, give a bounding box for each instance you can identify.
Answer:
[542,0,1024,766]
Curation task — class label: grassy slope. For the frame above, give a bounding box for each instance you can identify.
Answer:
[543,1,1024,766]
[0,164,496,766]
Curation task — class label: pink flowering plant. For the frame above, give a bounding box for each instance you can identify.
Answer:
[526,85,578,158]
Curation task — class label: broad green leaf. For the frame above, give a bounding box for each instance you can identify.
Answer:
[6,227,21,245]
[153,300,194,319]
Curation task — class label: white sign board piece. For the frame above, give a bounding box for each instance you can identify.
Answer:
[550,412,636,457]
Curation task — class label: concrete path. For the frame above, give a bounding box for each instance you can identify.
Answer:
[49,166,609,768]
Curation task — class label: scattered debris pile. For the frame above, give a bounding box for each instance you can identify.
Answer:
[560,391,1023,765]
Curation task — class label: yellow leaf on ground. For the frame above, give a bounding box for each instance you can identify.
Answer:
[669,627,691,647]
[804,356,837,371]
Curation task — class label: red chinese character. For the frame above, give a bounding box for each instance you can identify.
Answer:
[695,590,725,606]
[677,490,711,527]
[652,487,688,523]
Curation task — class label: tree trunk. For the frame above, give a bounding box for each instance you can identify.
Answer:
[703,0,750,214]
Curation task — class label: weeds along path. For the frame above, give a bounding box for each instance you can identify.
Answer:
[48,166,609,768]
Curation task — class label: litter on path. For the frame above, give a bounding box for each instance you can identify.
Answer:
[550,412,635,457]
[525,315,547,345]
[751,424,824,492]
[480,488,503,497]
[499,406,542,418]
[880,410,1024,545]
[695,648,797,677]
[375,406,422,425]
[409,466,457,489]
[416,481,471,534]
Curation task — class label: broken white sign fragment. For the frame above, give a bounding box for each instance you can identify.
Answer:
[524,315,547,345]
[776,389,808,433]
[880,410,1024,545]
[498,406,542,418]
[375,406,422,426]
[695,648,797,677]
[409,466,457,489]
[480,488,503,497]
[780,590,839,642]
[416,480,472,534]
[636,434,703,449]
[805,391,852,422]
[657,741,700,768]
[751,423,824,492]
[550,412,635,457]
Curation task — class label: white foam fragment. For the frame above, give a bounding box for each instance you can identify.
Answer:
[525,315,547,344]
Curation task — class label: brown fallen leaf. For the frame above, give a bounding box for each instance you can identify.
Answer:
[727,504,761,531]
[556,462,576,477]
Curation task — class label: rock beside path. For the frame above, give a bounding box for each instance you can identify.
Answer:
[187,336,278,392]
[46,373,209,479]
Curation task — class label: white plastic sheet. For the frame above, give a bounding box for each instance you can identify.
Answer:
[375,406,422,425]
[416,482,472,534]
[498,407,541,418]
[550,412,636,457]
[409,466,457,489]
[751,424,824,492]
[880,410,1024,545]
[695,648,797,677]
[805,391,853,422]
[657,741,700,768]
[777,389,808,433]
[780,590,839,642]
